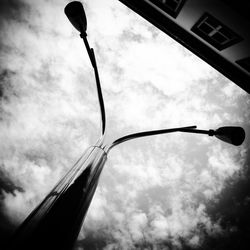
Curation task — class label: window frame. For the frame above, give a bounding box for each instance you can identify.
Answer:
[191,13,243,51]
[148,0,186,18]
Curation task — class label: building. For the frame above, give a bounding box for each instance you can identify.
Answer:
[119,0,250,94]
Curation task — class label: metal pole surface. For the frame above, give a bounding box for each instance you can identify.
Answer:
[8,145,107,250]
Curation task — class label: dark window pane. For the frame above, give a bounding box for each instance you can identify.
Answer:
[165,0,179,11]
[219,27,234,40]
[212,32,228,44]
[199,22,214,34]
[205,17,219,29]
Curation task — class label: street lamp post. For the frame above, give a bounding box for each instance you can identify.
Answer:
[8,1,245,250]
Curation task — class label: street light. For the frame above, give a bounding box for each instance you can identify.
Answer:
[64,1,87,33]
[8,2,245,250]
[213,126,245,146]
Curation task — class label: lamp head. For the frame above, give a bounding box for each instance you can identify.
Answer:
[64,1,87,33]
[214,126,245,146]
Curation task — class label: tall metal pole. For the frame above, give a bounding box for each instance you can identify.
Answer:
[9,144,107,250]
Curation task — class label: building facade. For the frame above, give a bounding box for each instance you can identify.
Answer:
[119,0,250,93]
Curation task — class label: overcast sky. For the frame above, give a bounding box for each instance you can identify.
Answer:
[0,0,250,249]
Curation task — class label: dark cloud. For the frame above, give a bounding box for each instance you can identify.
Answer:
[0,0,29,24]
[0,2,25,246]
[75,231,110,249]
[0,69,17,100]
[0,2,53,246]
[0,168,23,249]
[120,29,145,43]
[0,210,15,249]
[0,168,23,195]
[200,146,250,249]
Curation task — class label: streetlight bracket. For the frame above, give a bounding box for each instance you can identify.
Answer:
[80,32,106,136]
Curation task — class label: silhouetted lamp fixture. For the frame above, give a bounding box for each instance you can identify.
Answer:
[212,126,245,146]
[64,1,87,33]
[8,2,246,250]
[177,126,245,146]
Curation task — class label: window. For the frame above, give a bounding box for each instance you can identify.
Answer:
[236,57,250,73]
[149,0,186,18]
[191,13,243,50]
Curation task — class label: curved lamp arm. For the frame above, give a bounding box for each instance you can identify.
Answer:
[106,126,245,152]
[65,1,106,136]
[106,125,197,152]
[80,33,106,136]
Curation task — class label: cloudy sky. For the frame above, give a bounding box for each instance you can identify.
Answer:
[0,0,250,249]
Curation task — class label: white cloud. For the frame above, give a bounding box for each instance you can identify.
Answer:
[208,144,242,181]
